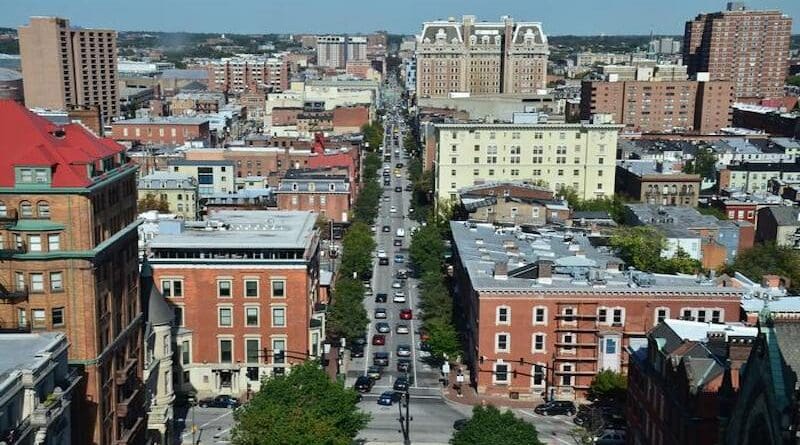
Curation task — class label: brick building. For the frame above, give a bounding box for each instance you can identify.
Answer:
[148,211,323,397]
[0,100,145,444]
[580,80,733,134]
[616,160,701,207]
[626,319,757,445]
[271,107,303,126]
[450,221,744,400]
[167,92,225,116]
[275,170,351,223]
[684,4,792,100]
[332,106,370,134]
[416,16,549,97]
[19,17,119,124]
[111,117,211,147]
[457,181,559,226]
[202,56,289,94]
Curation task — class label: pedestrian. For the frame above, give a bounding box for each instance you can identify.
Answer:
[455,372,464,397]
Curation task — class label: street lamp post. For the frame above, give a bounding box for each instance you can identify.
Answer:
[397,388,412,445]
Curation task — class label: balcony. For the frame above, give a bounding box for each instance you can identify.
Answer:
[0,242,26,258]
[0,283,28,301]
[116,386,143,418]
[0,209,18,224]
[115,357,137,385]
[114,415,145,445]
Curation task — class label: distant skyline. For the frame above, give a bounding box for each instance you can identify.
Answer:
[2,0,799,35]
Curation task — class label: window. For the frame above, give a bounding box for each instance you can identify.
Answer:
[32,309,46,328]
[597,308,608,323]
[272,280,285,298]
[495,333,509,352]
[561,364,573,386]
[605,338,617,354]
[533,307,547,325]
[494,363,509,383]
[533,333,546,352]
[697,309,707,323]
[47,234,60,251]
[612,308,624,325]
[497,306,510,324]
[181,340,191,365]
[52,307,64,327]
[712,309,723,324]
[655,308,669,325]
[272,338,286,364]
[173,306,184,327]
[161,279,183,297]
[28,235,41,252]
[245,279,259,297]
[218,280,232,297]
[533,364,546,386]
[219,339,233,363]
[30,273,44,292]
[37,201,50,218]
[50,272,63,291]
[246,339,260,365]
[219,307,233,327]
[562,307,575,323]
[245,307,259,327]
[562,333,575,352]
[272,307,286,327]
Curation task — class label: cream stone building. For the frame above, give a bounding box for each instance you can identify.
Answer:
[434,120,622,202]
[137,171,199,220]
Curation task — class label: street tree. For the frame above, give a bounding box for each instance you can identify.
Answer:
[138,193,170,213]
[425,317,461,363]
[340,222,376,278]
[450,405,543,445]
[609,226,666,272]
[232,361,369,445]
[725,243,800,293]
[588,369,628,401]
[682,147,717,182]
[327,276,369,340]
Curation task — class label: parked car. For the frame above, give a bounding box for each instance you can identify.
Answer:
[405,184,413,191]
[374,308,387,319]
[390,206,397,213]
[393,239,403,246]
[396,324,410,334]
[400,308,413,320]
[393,376,409,391]
[376,322,391,334]
[394,254,405,264]
[354,375,373,392]
[382,225,391,232]
[534,400,577,416]
[396,344,412,357]
[379,257,389,265]
[372,335,386,345]
[453,419,469,431]
[349,344,364,358]
[594,429,626,445]
[377,391,402,406]
[393,292,406,303]
[375,293,388,303]
[373,352,390,367]
[367,365,383,380]
[198,395,240,408]
[396,269,408,279]
[395,186,402,193]
[397,359,412,373]
[392,281,402,289]
[352,337,368,347]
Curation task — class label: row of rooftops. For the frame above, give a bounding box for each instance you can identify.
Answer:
[450,221,740,294]
[620,137,800,159]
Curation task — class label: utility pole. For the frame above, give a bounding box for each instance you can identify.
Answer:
[398,388,411,445]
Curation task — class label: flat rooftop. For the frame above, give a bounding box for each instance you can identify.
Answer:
[115,116,210,125]
[150,210,316,250]
[0,332,64,385]
[450,221,743,294]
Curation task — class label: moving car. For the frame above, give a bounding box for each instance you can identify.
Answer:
[198,395,240,408]
[394,254,405,264]
[375,293,388,303]
[534,400,577,416]
[382,225,391,232]
[396,344,412,357]
[372,334,386,345]
[396,228,405,237]
[396,269,408,279]
[393,292,406,303]
[349,344,364,358]
[374,308,387,319]
[377,249,387,258]
[376,322,391,334]
[377,391,402,406]
[395,186,402,193]
[400,308,413,320]
[373,351,390,367]
[367,365,382,380]
[405,184,413,192]
[393,376,409,391]
[392,281,402,289]
[395,324,410,334]
[397,359,412,373]
[390,206,397,213]
[379,257,389,266]
[393,239,403,247]
[354,375,373,392]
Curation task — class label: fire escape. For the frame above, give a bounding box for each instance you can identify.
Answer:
[0,209,30,332]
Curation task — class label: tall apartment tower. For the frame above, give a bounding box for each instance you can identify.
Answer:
[316,36,347,68]
[0,100,145,445]
[415,15,549,98]
[683,4,792,101]
[19,17,119,124]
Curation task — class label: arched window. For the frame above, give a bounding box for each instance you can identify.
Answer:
[19,201,32,218]
[37,201,50,218]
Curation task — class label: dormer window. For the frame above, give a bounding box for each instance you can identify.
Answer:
[16,168,50,185]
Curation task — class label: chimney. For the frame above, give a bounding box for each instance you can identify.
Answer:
[537,260,553,284]
[494,261,508,280]
[726,335,754,362]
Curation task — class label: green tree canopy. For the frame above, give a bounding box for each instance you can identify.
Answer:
[682,148,717,181]
[610,227,700,274]
[138,193,170,213]
[588,369,627,401]
[327,276,369,340]
[232,361,369,445]
[450,405,543,445]
[560,187,627,223]
[725,243,800,293]
[425,317,461,363]
[339,222,376,279]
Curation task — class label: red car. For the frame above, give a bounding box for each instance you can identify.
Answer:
[372,334,386,345]
[399,309,413,320]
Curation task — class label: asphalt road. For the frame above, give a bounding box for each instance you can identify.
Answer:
[175,405,235,445]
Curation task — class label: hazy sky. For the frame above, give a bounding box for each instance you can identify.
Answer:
[2,0,799,35]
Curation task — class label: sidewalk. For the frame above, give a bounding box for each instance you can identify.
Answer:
[441,368,546,409]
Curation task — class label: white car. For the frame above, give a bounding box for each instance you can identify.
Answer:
[393,292,406,303]
[396,325,410,334]
[377,249,387,258]
[390,206,397,213]
[391,281,402,289]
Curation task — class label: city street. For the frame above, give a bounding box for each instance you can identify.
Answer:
[175,405,235,445]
